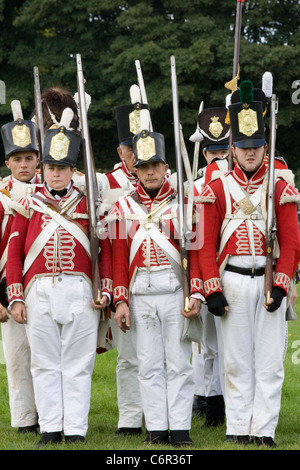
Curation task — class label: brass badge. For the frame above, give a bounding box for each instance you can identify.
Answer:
[238,196,255,215]
[49,130,70,161]
[11,124,31,148]
[238,108,258,136]
[129,109,141,135]
[137,135,156,161]
[209,116,223,139]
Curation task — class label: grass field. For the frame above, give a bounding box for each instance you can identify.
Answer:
[0,287,299,452]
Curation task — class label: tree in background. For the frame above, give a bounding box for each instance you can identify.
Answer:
[0,0,299,180]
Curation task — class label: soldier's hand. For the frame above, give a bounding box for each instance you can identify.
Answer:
[264,287,285,312]
[181,298,202,318]
[206,292,229,317]
[10,301,27,324]
[291,284,297,306]
[0,303,9,322]
[114,301,130,333]
[92,295,109,309]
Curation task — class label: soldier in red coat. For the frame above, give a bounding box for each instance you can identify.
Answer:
[103,101,144,192]
[100,98,149,437]
[190,107,230,426]
[109,115,203,447]
[0,102,41,434]
[6,111,112,446]
[198,81,300,447]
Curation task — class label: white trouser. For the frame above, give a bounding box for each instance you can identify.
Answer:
[25,274,100,437]
[111,317,143,428]
[130,269,194,431]
[192,342,205,396]
[220,256,286,438]
[1,318,37,427]
[192,303,223,397]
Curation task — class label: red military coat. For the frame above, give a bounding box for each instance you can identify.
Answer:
[6,183,112,303]
[105,161,139,190]
[0,173,41,281]
[198,162,300,297]
[109,177,203,308]
[194,158,229,197]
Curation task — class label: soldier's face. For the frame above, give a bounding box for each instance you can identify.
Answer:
[44,164,75,190]
[117,144,136,174]
[136,162,168,191]
[5,151,39,182]
[203,149,228,164]
[232,145,265,173]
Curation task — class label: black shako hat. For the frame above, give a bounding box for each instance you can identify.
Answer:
[229,80,266,148]
[115,102,149,146]
[43,126,81,168]
[1,119,38,159]
[133,130,166,168]
[190,107,230,151]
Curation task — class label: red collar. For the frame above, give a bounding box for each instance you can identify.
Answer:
[232,162,267,189]
[121,161,139,185]
[136,177,174,206]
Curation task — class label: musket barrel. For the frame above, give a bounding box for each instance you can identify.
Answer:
[170,56,186,249]
[265,94,278,302]
[233,1,244,79]
[76,54,98,235]
[135,60,153,131]
[76,53,102,305]
[266,94,277,234]
[228,0,245,171]
[33,66,45,182]
[170,55,190,312]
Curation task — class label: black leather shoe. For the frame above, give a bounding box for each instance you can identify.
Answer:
[37,432,62,446]
[192,395,206,417]
[18,423,39,434]
[115,427,142,436]
[254,436,277,447]
[204,395,225,427]
[225,435,251,445]
[170,430,193,447]
[236,435,251,445]
[65,434,85,444]
[225,434,236,442]
[145,430,169,444]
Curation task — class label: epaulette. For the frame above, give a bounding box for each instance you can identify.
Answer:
[10,198,30,218]
[275,155,288,166]
[279,183,300,206]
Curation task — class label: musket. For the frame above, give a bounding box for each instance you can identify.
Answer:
[33,66,45,182]
[170,55,190,313]
[135,60,153,131]
[179,125,194,240]
[192,101,204,179]
[225,0,245,170]
[264,94,278,304]
[76,53,102,305]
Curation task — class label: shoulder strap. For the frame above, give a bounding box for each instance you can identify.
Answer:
[23,195,91,275]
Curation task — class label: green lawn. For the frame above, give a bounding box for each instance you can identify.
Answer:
[0,287,299,451]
